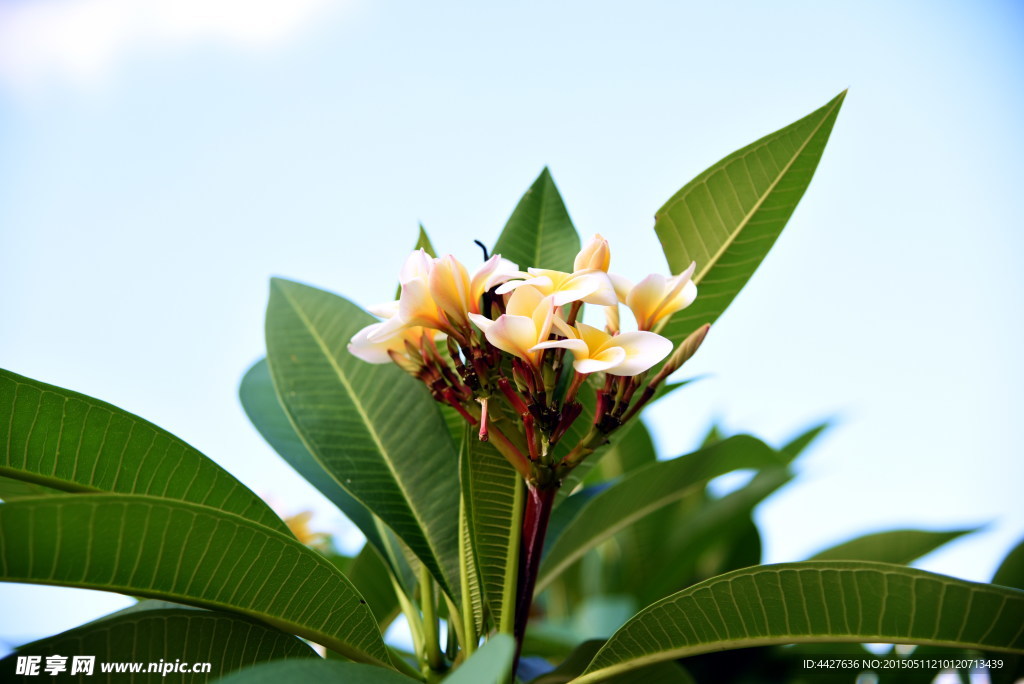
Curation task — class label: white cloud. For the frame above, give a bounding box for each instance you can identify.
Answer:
[0,0,338,92]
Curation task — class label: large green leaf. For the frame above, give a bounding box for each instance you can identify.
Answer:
[632,470,791,605]
[537,436,786,593]
[0,474,63,501]
[656,91,846,348]
[213,660,417,684]
[574,561,1024,683]
[0,369,287,535]
[531,640,694,684]
[809,528,978,565]
[264,279,461,600]
[492,168,580,272]
[443,634,515,684]
[1,601,316,682]
[0,494,392,667]
[239,360,389,565]
[460,432,524,633]
[344,545,402,628]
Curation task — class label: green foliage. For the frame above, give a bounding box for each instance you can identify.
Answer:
[0,494,391,667]
[1,601,317,683]
[264,278,461,600]
[0,369,287,534]
[492,167,580,272]
[4,92,1019,684]
[575,562,1024,683]
[213,660,418,684]
[537,436,787,593]
[656,91,846,350]
[809,528,979,564]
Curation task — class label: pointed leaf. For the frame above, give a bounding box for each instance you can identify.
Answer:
[0,494,392,667]
[492,168,580,272]
[443,633,516,684]
[213,660,418,684]
[0,369,288,535]
[1,602,316,682]
[264,278,461,600]
[656,91,846,349]
[537,436,786,593]
[993,538,1024,590]
[575,562,1024,683]
[809,528,979,565]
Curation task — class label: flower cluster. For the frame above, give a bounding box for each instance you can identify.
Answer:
[349,236,708,487]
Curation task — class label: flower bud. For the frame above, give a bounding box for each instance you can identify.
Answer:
[574,234,611,272]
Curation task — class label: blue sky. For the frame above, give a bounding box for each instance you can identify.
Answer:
[2,0,1023,653]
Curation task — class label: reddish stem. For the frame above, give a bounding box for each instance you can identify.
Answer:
[512,484,557,674]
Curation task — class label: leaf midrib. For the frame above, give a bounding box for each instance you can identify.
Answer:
[662,95,843,283]
[272,282,445,588]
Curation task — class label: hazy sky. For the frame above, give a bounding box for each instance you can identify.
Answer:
[2,0,1022,654]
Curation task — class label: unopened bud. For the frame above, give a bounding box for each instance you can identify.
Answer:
[660,323,710,378]
[574,234,611,272]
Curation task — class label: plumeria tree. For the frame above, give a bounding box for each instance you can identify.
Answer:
[1,90,1022,684]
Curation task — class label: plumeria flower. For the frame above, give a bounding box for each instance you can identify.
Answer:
[429,254,519,328]
[533,321,672,376]
[348,321,430,364]
[495,267,617,307]
[574,234,611,272]
[469,285,555,367]
[611,262,698,331]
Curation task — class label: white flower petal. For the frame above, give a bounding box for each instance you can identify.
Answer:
[367,300,400,318]
[483,314,540,360]
[605,331,673,376]
[574,346,627,374]
[531,338,588,355]
[399,248,434,283]
[349,322,399,363]
[468,312,495,333]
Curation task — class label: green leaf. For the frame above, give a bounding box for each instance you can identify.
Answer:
[582,419,657,487]
[264,279,461,601]
[530,640,695,684]
[780,420,832,462]
[638,471,790,604]
[443,634,516,684]
[808,528,978,565]
[1,601,316,682]
[212,660,418,684]
[993,538,1024,590]
[0,494,392,668]
[460,431,524,633]
[0,474,64,501]
[345,545,402,628]
[537,436,785,593]
[575,561,1024,683]
[492,168,581,272]
[239,360,389,566]
[0,369,288,535]
[656,91,846,349]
